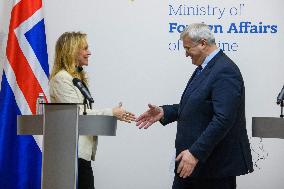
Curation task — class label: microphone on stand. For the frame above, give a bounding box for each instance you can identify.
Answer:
[72,78,94,103]
[276,85,284,105]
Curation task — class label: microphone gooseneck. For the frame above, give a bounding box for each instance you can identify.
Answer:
[277,85,284,105]
[72,78,94,103]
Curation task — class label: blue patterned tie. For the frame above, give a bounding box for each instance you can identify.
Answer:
[184,65,203,92]
[180,65,203,106]
[195,65,202,76]
[188,65,202,86]
[188,65,202,90]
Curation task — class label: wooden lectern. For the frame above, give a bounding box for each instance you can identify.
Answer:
[17,103,117,189]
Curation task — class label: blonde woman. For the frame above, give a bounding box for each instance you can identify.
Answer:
[49,32,135,189]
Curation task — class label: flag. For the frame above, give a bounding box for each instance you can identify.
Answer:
[0,0,49,188]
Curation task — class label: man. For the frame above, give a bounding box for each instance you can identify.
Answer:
[136,23,253,189]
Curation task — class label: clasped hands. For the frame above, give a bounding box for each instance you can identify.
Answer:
[113,103,163,125]
[113,103,198,178]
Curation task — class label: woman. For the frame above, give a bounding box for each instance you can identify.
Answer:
[49,31,135,189]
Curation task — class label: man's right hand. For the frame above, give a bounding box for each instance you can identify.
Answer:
[136,104,164,129]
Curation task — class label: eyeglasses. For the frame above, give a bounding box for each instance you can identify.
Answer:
[183,39,203,52]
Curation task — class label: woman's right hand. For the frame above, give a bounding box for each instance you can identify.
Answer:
[112,102,136,123]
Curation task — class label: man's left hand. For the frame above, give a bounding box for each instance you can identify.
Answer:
[176,150,199,178]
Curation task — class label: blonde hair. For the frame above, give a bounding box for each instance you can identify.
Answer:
[50,31,88,84]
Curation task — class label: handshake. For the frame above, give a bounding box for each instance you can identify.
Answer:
[112,103,163,129]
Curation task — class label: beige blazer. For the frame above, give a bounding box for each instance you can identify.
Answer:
[49,70,113,161]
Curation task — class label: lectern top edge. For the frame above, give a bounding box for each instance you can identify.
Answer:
[41,103,83,105]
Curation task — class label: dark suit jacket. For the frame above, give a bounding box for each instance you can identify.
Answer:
[161,50,253,178]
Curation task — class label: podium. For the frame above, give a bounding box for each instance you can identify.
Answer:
[252,117,284,139]
[17,103,117,189]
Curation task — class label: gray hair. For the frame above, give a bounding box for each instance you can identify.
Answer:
[180,23,215,45]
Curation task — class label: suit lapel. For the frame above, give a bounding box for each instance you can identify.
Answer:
[178,50,224,115]
[180,68,200,102]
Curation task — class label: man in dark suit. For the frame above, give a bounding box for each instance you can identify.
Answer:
[136,23,253,189]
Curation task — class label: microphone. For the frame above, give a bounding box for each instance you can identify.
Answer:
[72,78,94,103]
[277,85,284,105]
